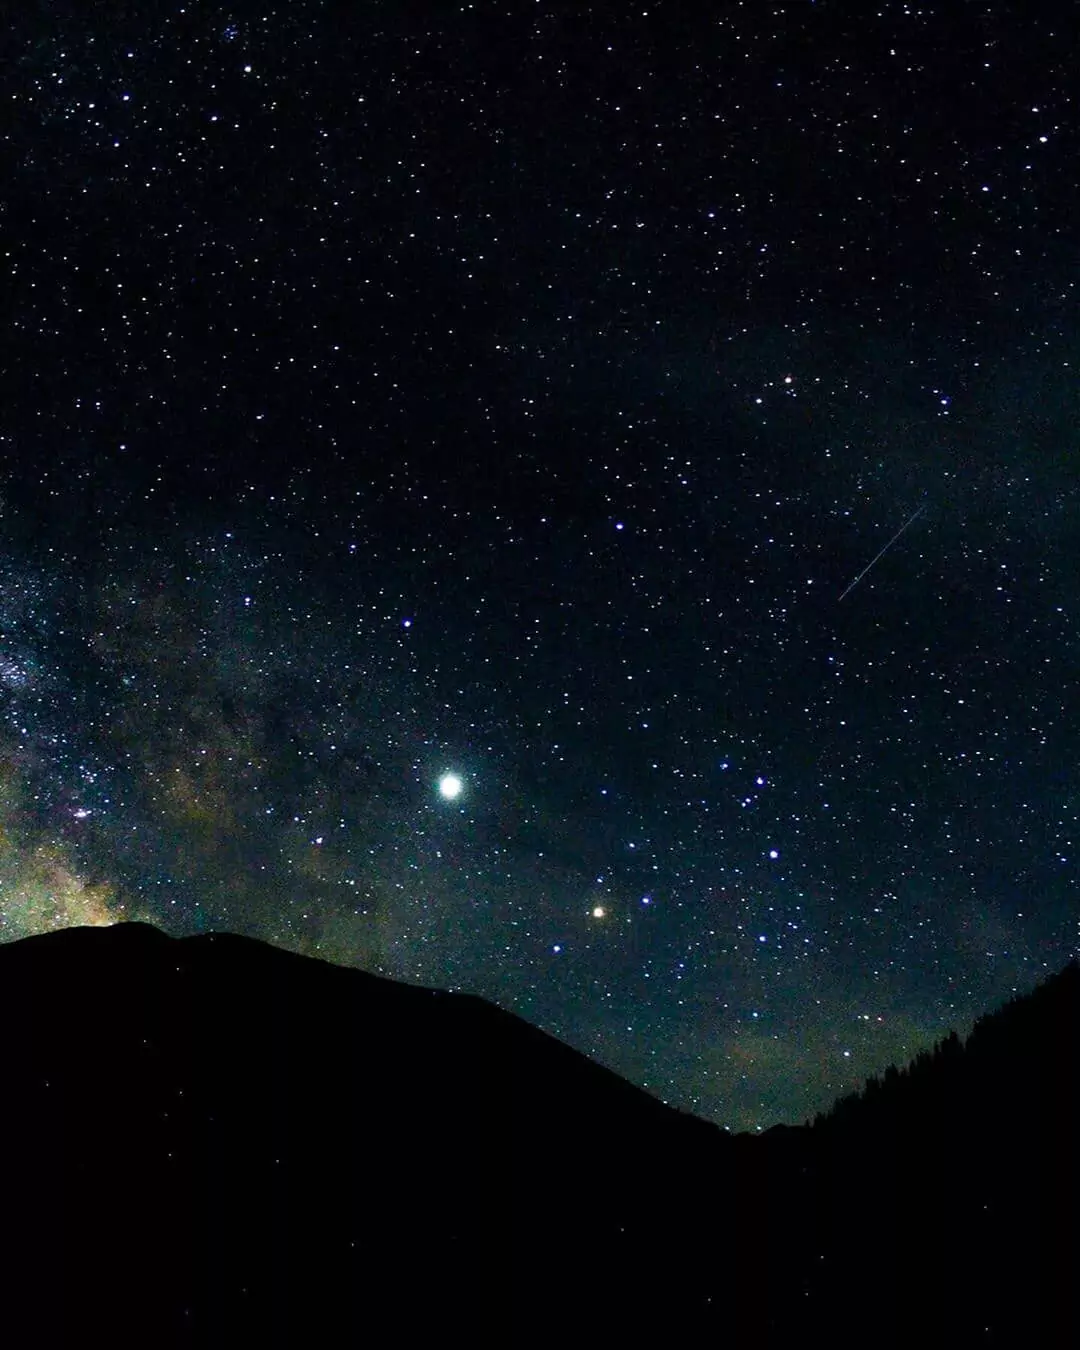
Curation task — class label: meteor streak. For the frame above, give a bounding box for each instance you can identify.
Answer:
[839,504,926,601]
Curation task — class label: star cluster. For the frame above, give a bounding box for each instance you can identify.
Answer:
[2,1,1077,1128]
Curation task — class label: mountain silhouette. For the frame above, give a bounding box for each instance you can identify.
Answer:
[0,924,1075,1346]
[0,923,729,1346]
[781,958,1080,1346]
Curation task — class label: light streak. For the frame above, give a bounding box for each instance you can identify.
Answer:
[838,504,926,601]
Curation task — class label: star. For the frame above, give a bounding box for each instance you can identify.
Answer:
[437,773,464,802]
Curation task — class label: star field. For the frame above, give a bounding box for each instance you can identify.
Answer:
[3,1,1078,1129]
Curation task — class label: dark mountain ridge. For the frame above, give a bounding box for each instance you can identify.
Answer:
[755,959,1080,1345]
[0,924,1075,1346]
[0,922,727,1345]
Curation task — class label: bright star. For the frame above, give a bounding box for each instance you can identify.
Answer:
[437,773,464,801]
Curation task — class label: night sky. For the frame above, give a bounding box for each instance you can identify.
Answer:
[4,1,1078,1129]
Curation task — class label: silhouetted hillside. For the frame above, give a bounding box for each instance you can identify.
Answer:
[0,923,731,1346]
[816,960,1079,1134]
[768,960,1080,1345]
[0,925,1075,1346]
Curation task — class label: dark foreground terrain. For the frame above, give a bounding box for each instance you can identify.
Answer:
[0,923,1075,1345]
